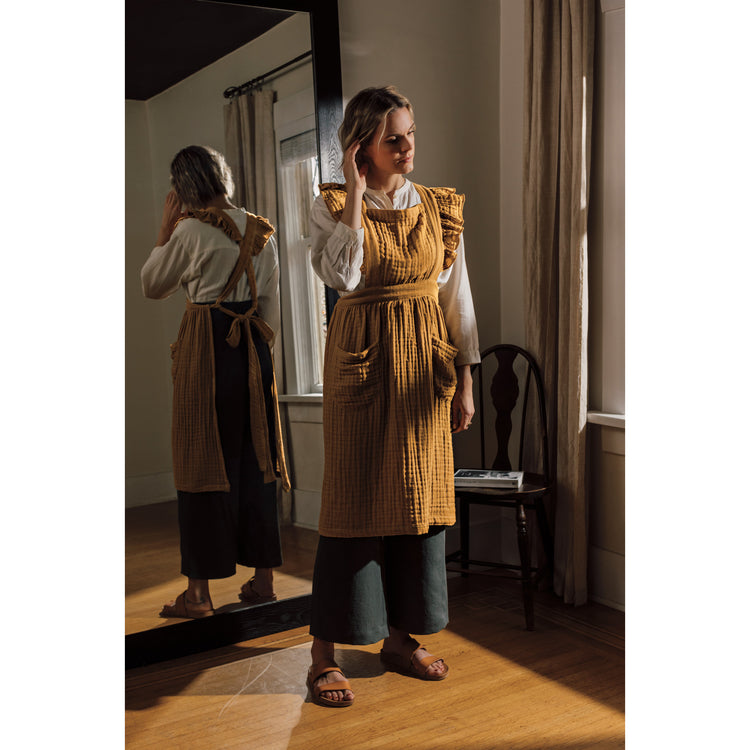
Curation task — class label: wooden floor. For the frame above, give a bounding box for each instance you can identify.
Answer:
[126,573,624,749]
[126,501,317,635]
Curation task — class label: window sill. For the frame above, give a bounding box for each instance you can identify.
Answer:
[587,411,625,429]
[279,393,323,404]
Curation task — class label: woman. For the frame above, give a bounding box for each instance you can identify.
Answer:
[141,145,289,619]
[307,87,480,707]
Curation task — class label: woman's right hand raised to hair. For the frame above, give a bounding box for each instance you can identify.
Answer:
[339,142,368,233]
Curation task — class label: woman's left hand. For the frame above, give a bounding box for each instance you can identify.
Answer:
[451,365,475,433]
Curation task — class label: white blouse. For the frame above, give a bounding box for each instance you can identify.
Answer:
[310,179,480,366]
[141,208,281,337]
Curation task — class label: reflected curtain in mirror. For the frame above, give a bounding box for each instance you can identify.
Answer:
[522,0,595,606]
[224,89,278,223]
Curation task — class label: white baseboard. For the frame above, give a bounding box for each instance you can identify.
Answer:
[126,471,176,508]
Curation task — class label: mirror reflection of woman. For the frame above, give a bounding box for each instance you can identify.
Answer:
[141,145,289,619]
[307,87,480,707]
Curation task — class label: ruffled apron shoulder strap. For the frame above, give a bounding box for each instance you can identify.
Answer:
[413,185,465,271]
[215,211,273,302]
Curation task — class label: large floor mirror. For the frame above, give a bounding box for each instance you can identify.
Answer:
[125,0,342,668]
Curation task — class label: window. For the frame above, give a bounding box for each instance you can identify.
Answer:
[274,90,327,394]
[588,2,625,418]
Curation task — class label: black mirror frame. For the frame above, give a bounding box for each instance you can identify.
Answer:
[219,0,344,184]
[126,0,342,669]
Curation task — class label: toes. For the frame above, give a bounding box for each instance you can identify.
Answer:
[429,662,445,676]
[320,690,349,702]
[314,671,353,703]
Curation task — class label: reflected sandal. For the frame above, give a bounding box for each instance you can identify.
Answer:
[159,591,214,619]
[239,578,277,604]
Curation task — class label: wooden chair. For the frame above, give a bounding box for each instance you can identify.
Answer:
[446,344,555,630]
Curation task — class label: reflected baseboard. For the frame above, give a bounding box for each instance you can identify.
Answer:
[125,594,311,669]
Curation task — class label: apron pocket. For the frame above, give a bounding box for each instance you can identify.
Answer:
[432,337,459,399]
[331,341,382,406]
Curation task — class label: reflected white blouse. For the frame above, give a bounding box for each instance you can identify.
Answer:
[310,179,480,366]
[141,208,281,337]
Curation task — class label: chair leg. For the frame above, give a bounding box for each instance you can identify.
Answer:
[516,501,534,630]
[460,499,470,577]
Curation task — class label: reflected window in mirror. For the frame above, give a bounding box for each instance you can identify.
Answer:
[275,89,327,394]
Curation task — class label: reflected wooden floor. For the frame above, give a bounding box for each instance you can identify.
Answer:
[126,500,317,635]
[126,575,624,749]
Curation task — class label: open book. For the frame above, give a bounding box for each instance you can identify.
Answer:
[454,469,524,489]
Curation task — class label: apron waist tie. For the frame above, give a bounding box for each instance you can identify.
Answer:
[199,301,291,492]
[336,280,439,308]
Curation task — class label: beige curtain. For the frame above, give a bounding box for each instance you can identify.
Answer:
[523,0,595,605]
[224,88,277,226]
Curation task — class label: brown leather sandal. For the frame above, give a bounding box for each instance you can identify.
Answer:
[380,642,449,681]
[159,591,214,619]
[306,659,354,707]
[238,578,277,605]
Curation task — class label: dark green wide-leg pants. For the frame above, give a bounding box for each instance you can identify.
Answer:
[310,526,449,645]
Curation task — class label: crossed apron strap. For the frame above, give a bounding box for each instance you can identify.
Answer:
[186,208,290,491]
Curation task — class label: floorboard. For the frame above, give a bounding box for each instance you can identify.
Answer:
[126,575,624,749]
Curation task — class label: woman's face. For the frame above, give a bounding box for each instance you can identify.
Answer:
[364,107,415,177]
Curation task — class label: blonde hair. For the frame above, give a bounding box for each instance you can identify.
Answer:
[338,86,413,165]
[170,145,234,208]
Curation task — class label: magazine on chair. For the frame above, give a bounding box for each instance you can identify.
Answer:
[454,469,524,488]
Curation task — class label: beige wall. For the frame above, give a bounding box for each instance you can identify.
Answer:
[125,99,175,504]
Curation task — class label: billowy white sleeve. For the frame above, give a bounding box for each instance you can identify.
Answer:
[437,233,481,367]
[310,194,365,292]
[253,233,281,341]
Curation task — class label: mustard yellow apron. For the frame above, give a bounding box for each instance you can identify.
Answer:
[318,184,465,536]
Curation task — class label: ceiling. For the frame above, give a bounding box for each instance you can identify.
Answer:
[126,0,294,100]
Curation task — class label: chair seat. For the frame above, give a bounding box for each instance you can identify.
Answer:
[455,472,551,500]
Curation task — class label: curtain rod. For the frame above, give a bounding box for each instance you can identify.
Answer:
[223,50,312,99]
